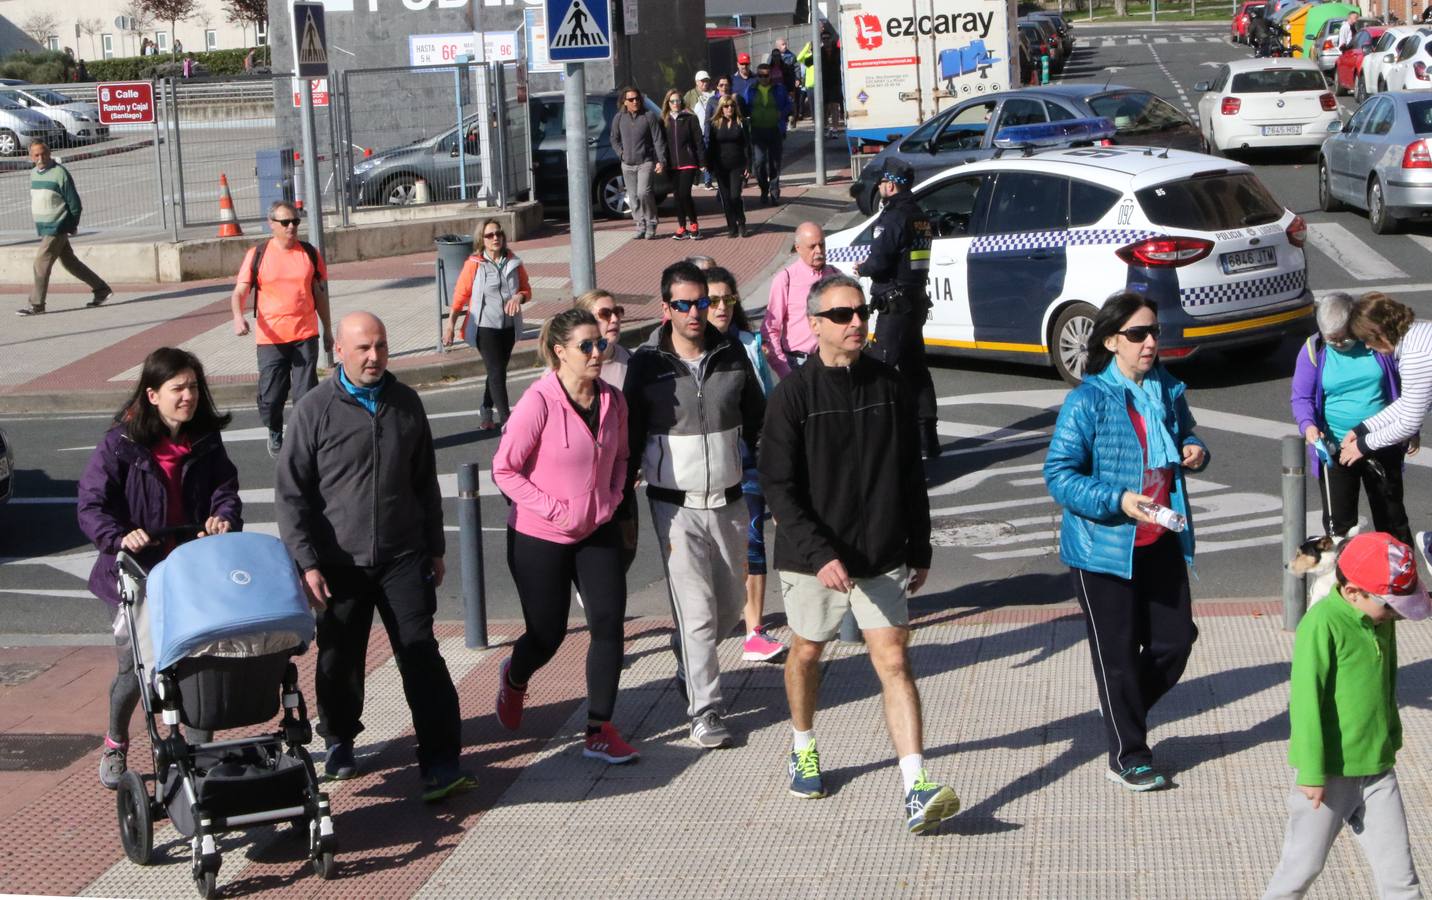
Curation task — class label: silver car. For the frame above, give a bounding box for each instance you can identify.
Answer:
[0,95,65,156]
[1318,91,1432,232]
[0,87,108,145]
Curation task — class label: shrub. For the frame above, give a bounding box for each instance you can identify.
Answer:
[3,46,276,83]
[0,50,76,85]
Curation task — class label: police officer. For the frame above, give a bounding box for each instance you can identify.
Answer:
[856,157,939,459]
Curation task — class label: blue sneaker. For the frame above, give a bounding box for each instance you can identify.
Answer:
[904,772,960,834]
[788,743,826,799]
[1105,764,1167,792]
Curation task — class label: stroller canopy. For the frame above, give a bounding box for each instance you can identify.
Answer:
[146,532,313,672]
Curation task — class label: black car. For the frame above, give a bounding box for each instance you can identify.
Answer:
[1020,16,1067,67]
[529,91,671,219]
[1028,10,1075,51]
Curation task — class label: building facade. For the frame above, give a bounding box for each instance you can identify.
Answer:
[0,0,263,61]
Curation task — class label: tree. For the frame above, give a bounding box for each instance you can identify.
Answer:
[222,0,266,48]
[78,17,104,59]
[119,2,154,57]
[20,12,59,49]
[138,0,197,58]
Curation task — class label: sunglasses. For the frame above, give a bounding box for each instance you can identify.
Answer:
[575,338,610,355]
[271,217,300,227]
[708,294,740,308]
[1326,335,1356,349]
[623,95,640,102]
[758,72,771,78]
[813,305,871,324]
[1117,325,1162,342]
[669,98,683,105]
[666,297,711,313]
[483,230,504,239]
[595,306,626,321]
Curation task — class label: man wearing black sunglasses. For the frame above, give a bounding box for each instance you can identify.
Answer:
[609,85,666,241]
[760,273,956,834]
[623,261,767,750]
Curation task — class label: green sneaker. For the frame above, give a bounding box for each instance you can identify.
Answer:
[421,769,478,803]
[905,771,960,834]
[788,743,826,799]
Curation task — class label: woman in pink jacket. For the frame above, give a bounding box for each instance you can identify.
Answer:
[491,307,637,763]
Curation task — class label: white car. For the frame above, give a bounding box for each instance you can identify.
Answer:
[0,87,108,145]
[1380,29,1432,91]
[1361,26,1424,97]
[1195,59,1341,155]
[1310,16,1349,72]
[823,119,1313,384]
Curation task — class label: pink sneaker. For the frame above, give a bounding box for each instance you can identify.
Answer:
[742,627,787,662]
[496,658,526,731]
[583,722,640,764]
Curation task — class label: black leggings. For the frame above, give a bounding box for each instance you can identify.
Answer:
[506,520,627,722]
[1318,443,1411,545]
[711,165,746,229]
[475,325,515,420]
[674,168,699,230]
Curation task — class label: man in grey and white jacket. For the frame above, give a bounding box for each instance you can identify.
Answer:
[610,85,666,240]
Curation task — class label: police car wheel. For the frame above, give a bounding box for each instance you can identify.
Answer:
[1051,302,1098,386]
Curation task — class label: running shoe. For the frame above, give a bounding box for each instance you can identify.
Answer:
[742,627,787,662]
[690,710,732,749]
[266,430,283,459]
[496,657,526,731]
[1105,764,1167,792]
[421,768,478,803]
[479,407,496,431]
[904,772,960,834]
[1416,531,1432,574]
[86,288,113,308]
[788,743,826,798]
[99,739,127,790]
[16,306,44,317]
[324,740,357,780]
[583,722,640,764]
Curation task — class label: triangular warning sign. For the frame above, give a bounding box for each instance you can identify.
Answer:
[298,9,326,65]
[551,0,608,49]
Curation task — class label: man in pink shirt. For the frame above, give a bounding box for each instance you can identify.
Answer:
[762,222,828,378]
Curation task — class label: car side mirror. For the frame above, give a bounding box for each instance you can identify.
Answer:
[1385,52,1396,62]
[1194,81,1211,91]
[1328,119,1344,133]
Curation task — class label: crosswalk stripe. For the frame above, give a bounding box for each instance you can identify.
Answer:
[1405,233,1432,258]
[1304,222,1408,280]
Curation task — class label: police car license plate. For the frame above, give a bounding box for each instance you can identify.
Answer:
[1221,247,1277,274]
[1261,125,1302,136]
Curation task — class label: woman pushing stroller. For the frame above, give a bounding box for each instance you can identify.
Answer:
[78,347,242,789]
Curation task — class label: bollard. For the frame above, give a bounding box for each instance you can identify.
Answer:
[1282,435,1306,631]
[458,463,489,649]
[838,609,862,644]
[1041,54,1050,84]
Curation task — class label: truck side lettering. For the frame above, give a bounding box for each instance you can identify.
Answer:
[886,11,994,39]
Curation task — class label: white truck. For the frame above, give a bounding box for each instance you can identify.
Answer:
[838,0,1019,147]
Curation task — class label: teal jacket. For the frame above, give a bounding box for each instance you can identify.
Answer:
[31,162,82,236]
[1043,363,1208,579]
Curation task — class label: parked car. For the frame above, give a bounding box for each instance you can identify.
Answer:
[848,85,1204,215]
[1018,21,1052,81]
[1380,29,1432,91]
[1360,26,1424,99]
[1020,16,1066,68]
[1335,26,1387,94]
[0,96,65,156]
[1195,58,1340,156]
[348,115,485,206]
[1319,92,1432,232]
[1017,29,1036,86]
[0,87,108,145]
[1232,1,1268,43]
[827,121,1311,384]
[1027,10,1074,52]
[1301,4,1365,67]
[0,428,11,504]
[528,91,672,219]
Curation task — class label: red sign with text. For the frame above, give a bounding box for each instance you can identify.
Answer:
[291,78,330,108]
[96,81,155,125]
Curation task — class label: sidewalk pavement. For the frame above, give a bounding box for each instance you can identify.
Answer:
[0,127,857,413]
[1,598,1427,897]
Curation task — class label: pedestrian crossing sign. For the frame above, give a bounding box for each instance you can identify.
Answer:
[545,0,612,62]
[292,1,329,77]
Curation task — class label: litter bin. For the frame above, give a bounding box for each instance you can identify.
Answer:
[435,233,475,313]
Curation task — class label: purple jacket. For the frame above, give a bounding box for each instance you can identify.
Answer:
[1289,335,1402,475]
[76,425,243,607]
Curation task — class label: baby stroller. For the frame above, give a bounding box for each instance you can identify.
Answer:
[113,529,336,897]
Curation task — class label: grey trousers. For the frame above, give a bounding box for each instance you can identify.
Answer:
[1263,770,1423,899]
[649,497,746,719]
[31,233,109,309]
[256,336,319,433]
[621,160,657,232]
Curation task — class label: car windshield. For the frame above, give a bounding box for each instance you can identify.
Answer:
[1229,69,1328,92]
[1249,4,1265,14]
[0,96,22,110]
[1135,173,1285,230]
[1408,99,1432,134]
[1087,92,1190,134]
[27,89,70,105]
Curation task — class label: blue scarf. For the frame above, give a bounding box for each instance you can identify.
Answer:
[338,366,385,415]
[1097,363,1181,469]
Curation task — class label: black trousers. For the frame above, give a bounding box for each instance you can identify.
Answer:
[506,521,627,722]
[315,553,462,776]
[255,336,319,433]
[473,325,516,420]
[751,127,783,198]
[870,307,937,423]
[1071,532,1198,772]
[673,169,699,230]
[1319,443,1411,545]
[711,164,746,229]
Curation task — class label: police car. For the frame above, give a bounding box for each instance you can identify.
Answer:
[826,119,1314,384]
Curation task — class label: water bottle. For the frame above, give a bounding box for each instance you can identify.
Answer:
[1137,501,1186,533]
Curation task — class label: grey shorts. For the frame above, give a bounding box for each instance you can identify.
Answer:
[779,566,910,642]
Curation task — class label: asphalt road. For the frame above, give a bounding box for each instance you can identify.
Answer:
[6,24,1432,639]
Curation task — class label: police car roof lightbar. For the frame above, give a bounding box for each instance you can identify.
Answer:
[991,117,1118,154]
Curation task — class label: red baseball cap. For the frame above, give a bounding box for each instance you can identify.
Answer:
[737,53,751,64]
[1337,532,1431,620]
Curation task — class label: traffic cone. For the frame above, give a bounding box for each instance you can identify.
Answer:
[217,174,243,237]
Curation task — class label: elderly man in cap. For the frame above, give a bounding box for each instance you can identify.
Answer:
[855,157,940,458]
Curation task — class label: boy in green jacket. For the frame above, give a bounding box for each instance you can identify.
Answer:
[1263,531,1428,899]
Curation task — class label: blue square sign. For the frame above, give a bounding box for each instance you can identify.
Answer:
[545,0,612,62]
[292,1,329,78]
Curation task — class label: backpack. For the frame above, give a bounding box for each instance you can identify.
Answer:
[249,240,321,315]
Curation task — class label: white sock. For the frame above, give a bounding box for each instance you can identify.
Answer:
[792,728,815,752]
[899,754,924,793]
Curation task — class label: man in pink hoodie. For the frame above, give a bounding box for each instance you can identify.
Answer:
[761,222,828,378]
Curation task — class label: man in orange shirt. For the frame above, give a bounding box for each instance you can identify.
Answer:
[230,201,332,457]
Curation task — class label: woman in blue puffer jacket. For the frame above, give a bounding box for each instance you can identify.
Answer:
[1043,292,1209,794]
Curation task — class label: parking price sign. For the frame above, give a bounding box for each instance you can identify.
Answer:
[96,81,155,125]
[544,0,612,62]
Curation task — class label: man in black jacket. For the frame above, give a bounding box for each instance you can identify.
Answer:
[276,311,473,802]
[760,273,958,835]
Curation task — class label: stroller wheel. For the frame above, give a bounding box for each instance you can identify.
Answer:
[193,869,218,898]
[117,770,153,865]
[313,849,337,880]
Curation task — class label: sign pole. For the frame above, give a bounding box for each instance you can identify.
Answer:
[811,5,825,187]
[299,81,324,258]
[565,62,595,295]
